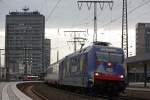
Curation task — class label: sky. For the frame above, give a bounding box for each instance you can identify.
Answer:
[0,0,150,63]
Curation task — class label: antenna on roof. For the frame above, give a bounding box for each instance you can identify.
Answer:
[22,6,29,12]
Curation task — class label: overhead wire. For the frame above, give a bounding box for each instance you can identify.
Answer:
[128,0,150,14]
[70,0,116,29]
[39,0,48,14]
[46,0,62,22]
[71,0,150,30]
[101,0,150,28]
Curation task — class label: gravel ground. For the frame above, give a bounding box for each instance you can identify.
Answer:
[121,89,150,100]
[25,85,43,100]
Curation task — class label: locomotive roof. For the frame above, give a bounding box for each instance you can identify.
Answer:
[65,44,123,58]
[93,41,111,46]
[48,44,123,69]
[65,46,92,58]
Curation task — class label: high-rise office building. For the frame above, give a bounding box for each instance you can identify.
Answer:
[5,10,45,79]
[44,39,51,72]
[136,23,150,55]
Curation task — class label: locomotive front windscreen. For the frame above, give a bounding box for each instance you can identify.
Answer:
[96,52,123,64]
[94,47,125,81]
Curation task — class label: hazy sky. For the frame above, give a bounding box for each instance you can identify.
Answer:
[0,0,149,28]
[0,0,150,62]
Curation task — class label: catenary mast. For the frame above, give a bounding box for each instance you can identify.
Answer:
[77,0,113,42]
[122,0,128,58]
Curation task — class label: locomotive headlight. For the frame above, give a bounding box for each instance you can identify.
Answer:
[94,72,99,76]
[107,62,112,67]
[120,75,124,79]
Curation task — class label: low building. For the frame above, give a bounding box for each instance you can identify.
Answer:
[126,23,150,87]
[127,54,150,82]
[136,23,150,55]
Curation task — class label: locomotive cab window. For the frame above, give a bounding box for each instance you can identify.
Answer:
[109,53,123,64]
[96,52,123,64]
[96,52,109,62]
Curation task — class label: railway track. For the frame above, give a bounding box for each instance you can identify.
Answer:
[17,82,150,100]
[119,96,149,100]
[17,82,44,100]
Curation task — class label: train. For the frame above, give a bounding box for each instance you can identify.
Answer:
[45,42,127,98]
[23,75,39,81]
